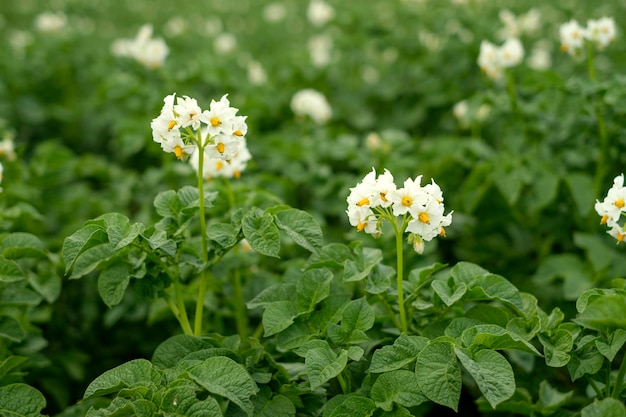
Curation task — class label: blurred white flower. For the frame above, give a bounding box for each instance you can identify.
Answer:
[263,3,288,23]
[500,38,524,67]
[586,17,616,50]
[559,20,586,56]
[419,29,443,51]
[596,174,626,243]
[308,34,333,67]
[527,40,552,70]
[478,38,524,80]
[9,30,33,55]
[34,11,67,33]
[307,0,335,27]
[247,60,268,85]
[205,17,223,36]
[214,33,237,54]
[190,138,252,180]
[164,16,187,37]
[290,89,332,124]
[498,8,541,40]
[111,24,169,69]
[0,133,16,161]
[361,66,380,84]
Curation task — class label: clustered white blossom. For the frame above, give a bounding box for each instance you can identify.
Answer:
[595,174,626,243]
[290,89,332,124]
[111,24,169,69]
[34,11,67,33]
[497,9,541,40]
[150,94,249,178]
[346,168,452,253]
[477,37,524,80]
[307,0,335,27]
[560,17,616,57]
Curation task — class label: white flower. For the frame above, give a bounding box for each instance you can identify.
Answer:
[560,20,586,56]
[478,40,502,79]
[263,3,288,23]
[346,168,378,208]
[290,89,332,124]
[606,220,626,244]
[200,94,240,138]
[151,93,180,145]
[174,96,203,130]
[0,133,16,161]
[346,205,378,235]
[161,135,195,160]
[214,33,237,54]
[34,12,67,33]
[307,0,335,27]
[596,174,626,224]
[372,169,397,208]
[500,38,524,67]
[247,60,267,85]
[111,24,168,69]
[308,34,333,68]
[204,134,240,160]
[390,177,429,217]
[527,41,552,70]
[190,138,252,180]
[586,17,616,50]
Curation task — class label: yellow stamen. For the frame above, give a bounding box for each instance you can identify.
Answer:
[618,233,625,243]
[189,112,197,120]
[560,44,568,52]
[615,199,625,208]
[211,117,221,127]
[380,192,388,202]
[215,161,224,170]
[418,212,430,224]
[174,145,183,159]
[601,215,609,225]
[234,170,241,178]
[216,143,225,154]
[357,198,370,207]
[167,120,177,130]
[439,227,446,237]
[234,129,243,136]
[357,222,365,232]
[402,196,412,207]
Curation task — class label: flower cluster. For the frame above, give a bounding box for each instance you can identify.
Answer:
[560,17,616,56]
[111,24,169,69]
[595,174,626,243]
[346,168,452,253]
[477,38,524,80]
[190,137,252,180]
[151,93,248,171]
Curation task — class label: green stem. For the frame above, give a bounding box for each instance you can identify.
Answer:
[336,371,349,394]
[587,42,610,199]
[194,128,210,336]
[588,377,603,398]
[611,349,626,398]
[505,70,519,114]
[392,216,408,334]
[377,293,402,331]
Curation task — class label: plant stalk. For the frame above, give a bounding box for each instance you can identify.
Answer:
[194,129,210,336]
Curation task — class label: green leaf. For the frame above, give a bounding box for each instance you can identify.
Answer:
[262,301,297,337]
[305,344,348,389]
[596,329,626,361]
[296,268,333,314]
[248,283,295,309]
[0,383,46,417]
[343,247,383,282]
[537,380,573,413]
[0,356,28,379]
[28,267,62,304]
[146,229,176,257]
[276,320,312,350]
[449,262,489,284]
[566,173,594,218]
[242,212,280,258]
[538,329,573,367]
[97,263,131,307]
[369,334,429,373]
[365,264,394,294]
[255,394,296,417]
[534,254,592,301]
[0,316,26,342]
[274,208,324,254]
[460,325,541,356]
[83,359,159,399]
[0,257,26,283]
[207,222,239,248]
[323,394,376,417]
[432,278,467,307]
[154,189,181,218]
[1,233,47,260]
[567,338,604,381]
[455,348,515,409]
[574,294,626,332]
[415,340,461,411]
[69,243,116,279]
[467,274,525,312]
[62,224,108,274]
[581,398,626,417]
[152,335,213,369]
[328,297,374,344]
[370,370,428,411]
[186,356,259,417]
